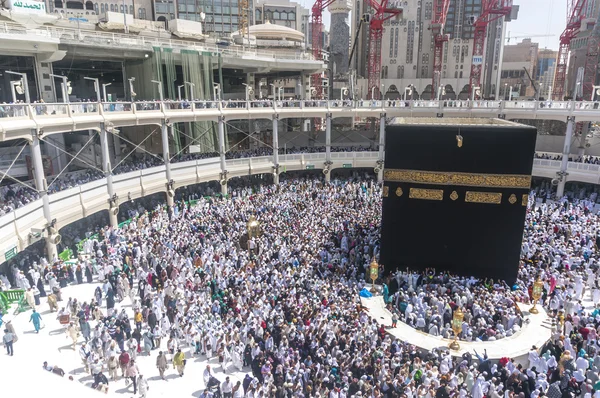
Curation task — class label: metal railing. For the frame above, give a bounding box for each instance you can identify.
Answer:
[4,100,600,125]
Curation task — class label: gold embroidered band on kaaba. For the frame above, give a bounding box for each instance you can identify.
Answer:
[409,188,444,201]
[384,169,531,189]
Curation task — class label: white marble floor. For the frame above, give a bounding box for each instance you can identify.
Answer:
[360,295,553,360]
[0,281,249,398]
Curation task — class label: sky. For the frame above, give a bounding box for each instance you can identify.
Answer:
[508,0,566,51]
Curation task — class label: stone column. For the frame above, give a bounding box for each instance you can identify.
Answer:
[30,130,57,261]
[161,120,174,207]
[218,116,228,196]
[100,124,118,228]
[246,73,256,100]
[273,115,280,184]
[377,113,386,182]
[556,116,574,198]
[325,112,332,182]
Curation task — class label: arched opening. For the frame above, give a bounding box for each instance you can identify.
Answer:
[54,0,62,8]
[66,0,84,9]
[85,1,93,10]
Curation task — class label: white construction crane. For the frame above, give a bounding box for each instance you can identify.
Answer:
[506,32,555,43]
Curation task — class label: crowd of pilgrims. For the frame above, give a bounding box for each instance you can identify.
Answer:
[5,175,600,397]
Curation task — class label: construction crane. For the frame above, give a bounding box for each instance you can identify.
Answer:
[505,32,555,43]
[583,6,600,100]
[311,0,336,100]
[431,0,451,99]
[469,0,513,98]
[552,0,587,100]
[366,0,402,99]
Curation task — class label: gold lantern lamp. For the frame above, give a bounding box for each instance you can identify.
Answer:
[247,215,261,240]
[529,277,544,314]
[369,258,379,293]
[449,307,464,350]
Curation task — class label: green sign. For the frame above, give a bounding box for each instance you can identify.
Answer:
[59,248,73,261]
[306,165,315,170]
[4,245,17,261]
[343,163,352,168]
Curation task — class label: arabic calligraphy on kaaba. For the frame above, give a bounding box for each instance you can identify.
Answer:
[384,169,531,189]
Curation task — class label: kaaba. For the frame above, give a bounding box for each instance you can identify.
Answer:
[379,118,537,285]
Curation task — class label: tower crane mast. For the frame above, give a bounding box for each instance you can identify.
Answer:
[431,0,451,98]
[366,0,402,99]
[469,0,512,97]
[311,0,336,100]
[552,0,587,100]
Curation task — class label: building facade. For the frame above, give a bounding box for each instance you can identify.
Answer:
[352,0,516,100]
[499,38,539,99]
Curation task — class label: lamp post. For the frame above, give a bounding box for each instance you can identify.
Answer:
[381,83,385,100]
[242,83,250,101]
[213,83,221,101]
[548,85,552,99]
[269,83,275,100]
[177,84,184,101]
[340,87,348,100]
[102,83,112,102]
[50,74,70,103]
[449,307,464,350]
[529,277,544,314]
[558,310,565,335]
[278,87,284,101]
[593,85,600,102]
[9,81,19,103]
[128,77,136,101]
[258,81,264,99]
[185,81,195,100]
[371,86,376,101]
[471,86,481,102]
[84,77,101,103]
[575,81,581,100]
[369,258,379,293]
[247,215,260,255]
[508,85,513,101]
[404,86,412,101]
[247,215,260,239]
[5,71,30,103]
[151,80,164,102]
[504,83,508,100]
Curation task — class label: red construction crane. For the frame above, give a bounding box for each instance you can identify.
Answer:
[431,0,451,98]
[469,0,512,98]
[311,0,336,100]
[366,0,402,99]
[552,0,587,100]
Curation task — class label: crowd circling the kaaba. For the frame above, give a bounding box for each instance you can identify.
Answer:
[3,174,600,398]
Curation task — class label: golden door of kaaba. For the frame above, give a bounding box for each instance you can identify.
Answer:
[379,118,537,285]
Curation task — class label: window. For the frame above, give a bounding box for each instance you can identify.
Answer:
[273,11,280,19]
[397,65,404,78]
[109,4,114,11]
[255,9,261,21]
[100,3,104,12]
[85,1,93,9]
[129,5,133,13]
[93,2,98,12]
[138,7,146,19]
[288,12,295,20]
